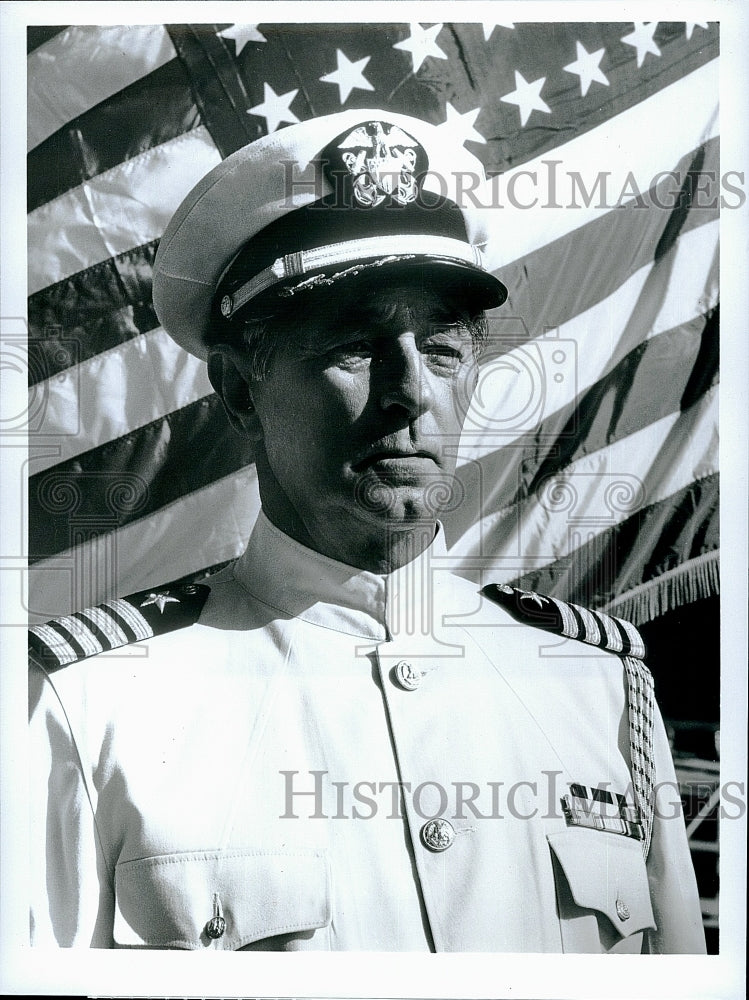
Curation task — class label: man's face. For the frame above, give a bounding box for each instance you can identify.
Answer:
[246,276,482,561]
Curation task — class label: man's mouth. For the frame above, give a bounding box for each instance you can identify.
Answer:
[353,449,436,472]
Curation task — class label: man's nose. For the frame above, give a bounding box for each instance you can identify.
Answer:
[377,336,434,417]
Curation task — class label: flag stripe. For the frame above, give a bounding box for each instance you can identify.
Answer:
[34,237,716,470]
[27,125,221,295]
[27,26,69,53]
[449,308,718,546]
[28,304,715,557]
[25,21,721,639]
[518,311,718,498]
[170,22,718,176]
[27,133,718,387]
[28,468,260,621]
[448,21,718,174]
[29,328,717,570]
[28,56,201,212]
[28,272,717,560]
[29,474,718,625]
[460,217,719,459]
[28,396,255,562]
[484,57,719,272]
[27,24,177,151]
[28,240,160,386]
[497,136,719,341]
[450,384,718,568]
[31,328,213,474]
[166,24,265,159]
[505,473,719,612]
[26,57,716,298]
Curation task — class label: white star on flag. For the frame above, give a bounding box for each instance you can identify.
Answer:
[481,22,515,41]
[217,24,266,54]
[685,22,709,40]
[393,23,447,74]
[320,49,375,104]
[140,592,180,614]
[438,102,484,146]
[563,41,609,96]
[500,70,551,127]
[621,22,661,68]
[247,83,300,133]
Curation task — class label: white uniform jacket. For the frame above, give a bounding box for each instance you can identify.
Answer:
[29,513,706,952]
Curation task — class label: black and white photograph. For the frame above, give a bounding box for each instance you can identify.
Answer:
[1,1,746,997]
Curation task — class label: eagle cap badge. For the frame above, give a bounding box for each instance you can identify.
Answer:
[324,120,428,208]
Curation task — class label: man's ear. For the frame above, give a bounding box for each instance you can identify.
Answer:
[207,345,263,440]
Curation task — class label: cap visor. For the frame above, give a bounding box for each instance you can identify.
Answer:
[245,254,507,319]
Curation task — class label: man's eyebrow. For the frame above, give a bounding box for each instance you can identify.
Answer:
[294,294,477,345]
[351,298,470,323]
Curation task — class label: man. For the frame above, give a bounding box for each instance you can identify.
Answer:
[28,109,705,952]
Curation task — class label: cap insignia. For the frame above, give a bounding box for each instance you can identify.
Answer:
[327,120,427,208]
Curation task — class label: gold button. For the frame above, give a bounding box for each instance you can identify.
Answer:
[421,818,455,852]
[394,659,422,690]
[205,914,226,939]
[205,892,226,938]
[616,899,630,921]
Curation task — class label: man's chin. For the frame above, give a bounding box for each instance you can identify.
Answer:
[352,471,457,524]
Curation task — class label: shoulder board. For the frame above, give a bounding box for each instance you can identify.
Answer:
[484,583,654,857]
[482,583,646,660]
[28,582,211,671]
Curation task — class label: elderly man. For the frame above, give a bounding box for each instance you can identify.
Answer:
[28,110,705,952]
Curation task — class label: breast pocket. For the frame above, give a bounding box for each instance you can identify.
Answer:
[113,849,331,950]
[547,828,656,953]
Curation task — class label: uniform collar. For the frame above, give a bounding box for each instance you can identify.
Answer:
[232,510,448,641]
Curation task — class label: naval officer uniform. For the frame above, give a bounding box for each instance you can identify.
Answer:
[28,108,706,952]
[29,514,705,952]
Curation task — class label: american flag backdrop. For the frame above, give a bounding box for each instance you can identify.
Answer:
[24,17,722,948]
[26,20,719,629]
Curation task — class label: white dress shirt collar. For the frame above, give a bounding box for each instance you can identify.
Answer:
[232,510,448,641]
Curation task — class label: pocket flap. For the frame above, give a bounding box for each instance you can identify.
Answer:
[547,828,656,937]
[114,849,330,949]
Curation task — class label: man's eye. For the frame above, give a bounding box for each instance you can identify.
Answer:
[325,339,374,365]
[424,344,460,357]
[422,342,469,366]
[342,339,374,354]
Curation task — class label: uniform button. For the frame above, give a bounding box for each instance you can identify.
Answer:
[205,893,226,939]
[421,818,456,852]
[394,659,422,690]
[205,914,226,939]
[615,899,630,921]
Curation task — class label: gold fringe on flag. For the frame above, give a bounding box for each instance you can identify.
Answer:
[602,550,720,625]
